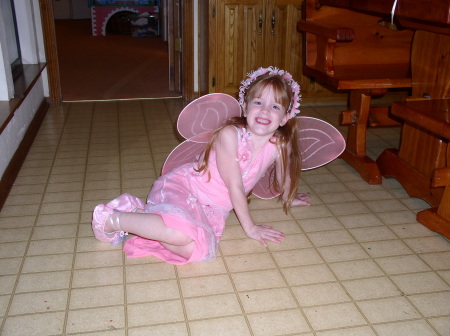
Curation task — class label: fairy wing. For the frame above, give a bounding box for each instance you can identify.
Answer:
[177,93,241,140]
[162,93,345,199]
[252,116,345,199]
[161,93,241,175]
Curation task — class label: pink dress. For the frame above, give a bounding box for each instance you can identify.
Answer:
[123,127,278,264]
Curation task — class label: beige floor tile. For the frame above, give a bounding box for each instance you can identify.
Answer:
[69,285,124,309]
[283,265,335,288]
[428,316,450,336]
[247,309,311,335]
[290,204,333,220]
[0,215,35,229]
[2,312,65,335]
[319,192,359,204]
[391,272,450,295]
[0,227,32,244]
[184,294,242,320]
[189,316,250,336]
[420,251,450,270]
[0,294,10,317]
[349,226,397,242]
[66,306,125,333]
[373,320,439,336]
[180,274,233,297]
[357,297,421,323]
[338,213,384,228]
[128,323,188,336]
[342,277,401,300]
[298,217,344,232]
[327,201,371,216]
[27,238,76,255]
[176,258,227,278]
[15,271,71,293]
[361,240,413,258]
[8,290,68,315]
[0,275,18,295]
[330,259,384,280]
[239,288,298,313]
[231,269,285,291]
[293,282,351,306]
[0,258,22,276]
[31,224,78,240]
[438,270,450,285]
[408,292,450,317]
[316,326,376,336]
[389,223,437,238]
[0,241,27,258]
[225,253,277,272]
[125,262,176,282]
[127,300,184,327]
[318,244,369,263]
[404,236,450,254]
[268,233,312,251]
[74,250,124,269]
[72,266,124,288]
[303,302,366,330]
[22,253,74,273]
[219,238,266,256]
[307,229,356,247]
[376,254,431,275]
[272,248,323,268]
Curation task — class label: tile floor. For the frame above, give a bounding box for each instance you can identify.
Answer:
[0,98,449,336]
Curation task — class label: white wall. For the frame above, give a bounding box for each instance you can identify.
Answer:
[0,0,48,179]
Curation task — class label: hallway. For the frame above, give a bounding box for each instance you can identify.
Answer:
[0,99,449,335]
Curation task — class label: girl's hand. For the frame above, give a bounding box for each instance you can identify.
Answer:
[291,193,311,207]
[245,225,285,247]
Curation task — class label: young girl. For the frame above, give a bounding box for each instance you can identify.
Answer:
[92,67,310,265]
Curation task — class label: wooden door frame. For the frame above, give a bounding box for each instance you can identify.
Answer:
[40,0,198,104]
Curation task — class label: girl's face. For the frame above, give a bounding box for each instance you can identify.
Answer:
[244,86,289,138]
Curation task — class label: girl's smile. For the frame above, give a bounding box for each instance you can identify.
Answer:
[244,87,289,140]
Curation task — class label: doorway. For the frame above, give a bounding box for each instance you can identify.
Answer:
[51,0,182,101]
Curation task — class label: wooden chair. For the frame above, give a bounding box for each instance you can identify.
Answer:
[297,0,414,184]
[377,30,450,239]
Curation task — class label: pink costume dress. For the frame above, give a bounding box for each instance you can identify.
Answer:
[123,127,278,264]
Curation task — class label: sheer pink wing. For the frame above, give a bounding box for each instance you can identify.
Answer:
[162,93,241,175]
[177,93,241,140]
[252,116,345,199]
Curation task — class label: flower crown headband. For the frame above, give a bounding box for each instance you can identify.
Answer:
[238,66,301,119]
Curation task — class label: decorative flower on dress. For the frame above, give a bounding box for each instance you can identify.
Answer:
[238,66,301,119]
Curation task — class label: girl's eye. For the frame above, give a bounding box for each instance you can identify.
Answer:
[272,105,280,110]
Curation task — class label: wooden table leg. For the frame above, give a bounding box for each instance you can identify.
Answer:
[340,89,382,184]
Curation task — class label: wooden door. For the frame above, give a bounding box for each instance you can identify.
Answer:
[264,0,302,80]
[209,0,265,96]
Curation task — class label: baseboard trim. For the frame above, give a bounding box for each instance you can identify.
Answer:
[0,99,49,211]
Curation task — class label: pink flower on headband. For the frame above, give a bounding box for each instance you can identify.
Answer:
[238,67,301,119]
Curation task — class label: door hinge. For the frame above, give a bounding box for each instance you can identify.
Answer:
[212,5,216,17]
[212,77,216,87]
[175,37,182,52]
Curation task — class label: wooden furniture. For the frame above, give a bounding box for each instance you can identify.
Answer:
[297,0,416,184]
[377,29,450,239]
[378,99,450,239]
[208,1,305,97]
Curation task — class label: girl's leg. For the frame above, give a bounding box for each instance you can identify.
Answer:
[106,212,195,258]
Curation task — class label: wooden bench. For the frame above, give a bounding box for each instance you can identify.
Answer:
[297,0,414,184]
[377,29,450,239]
[377,99,450,239]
